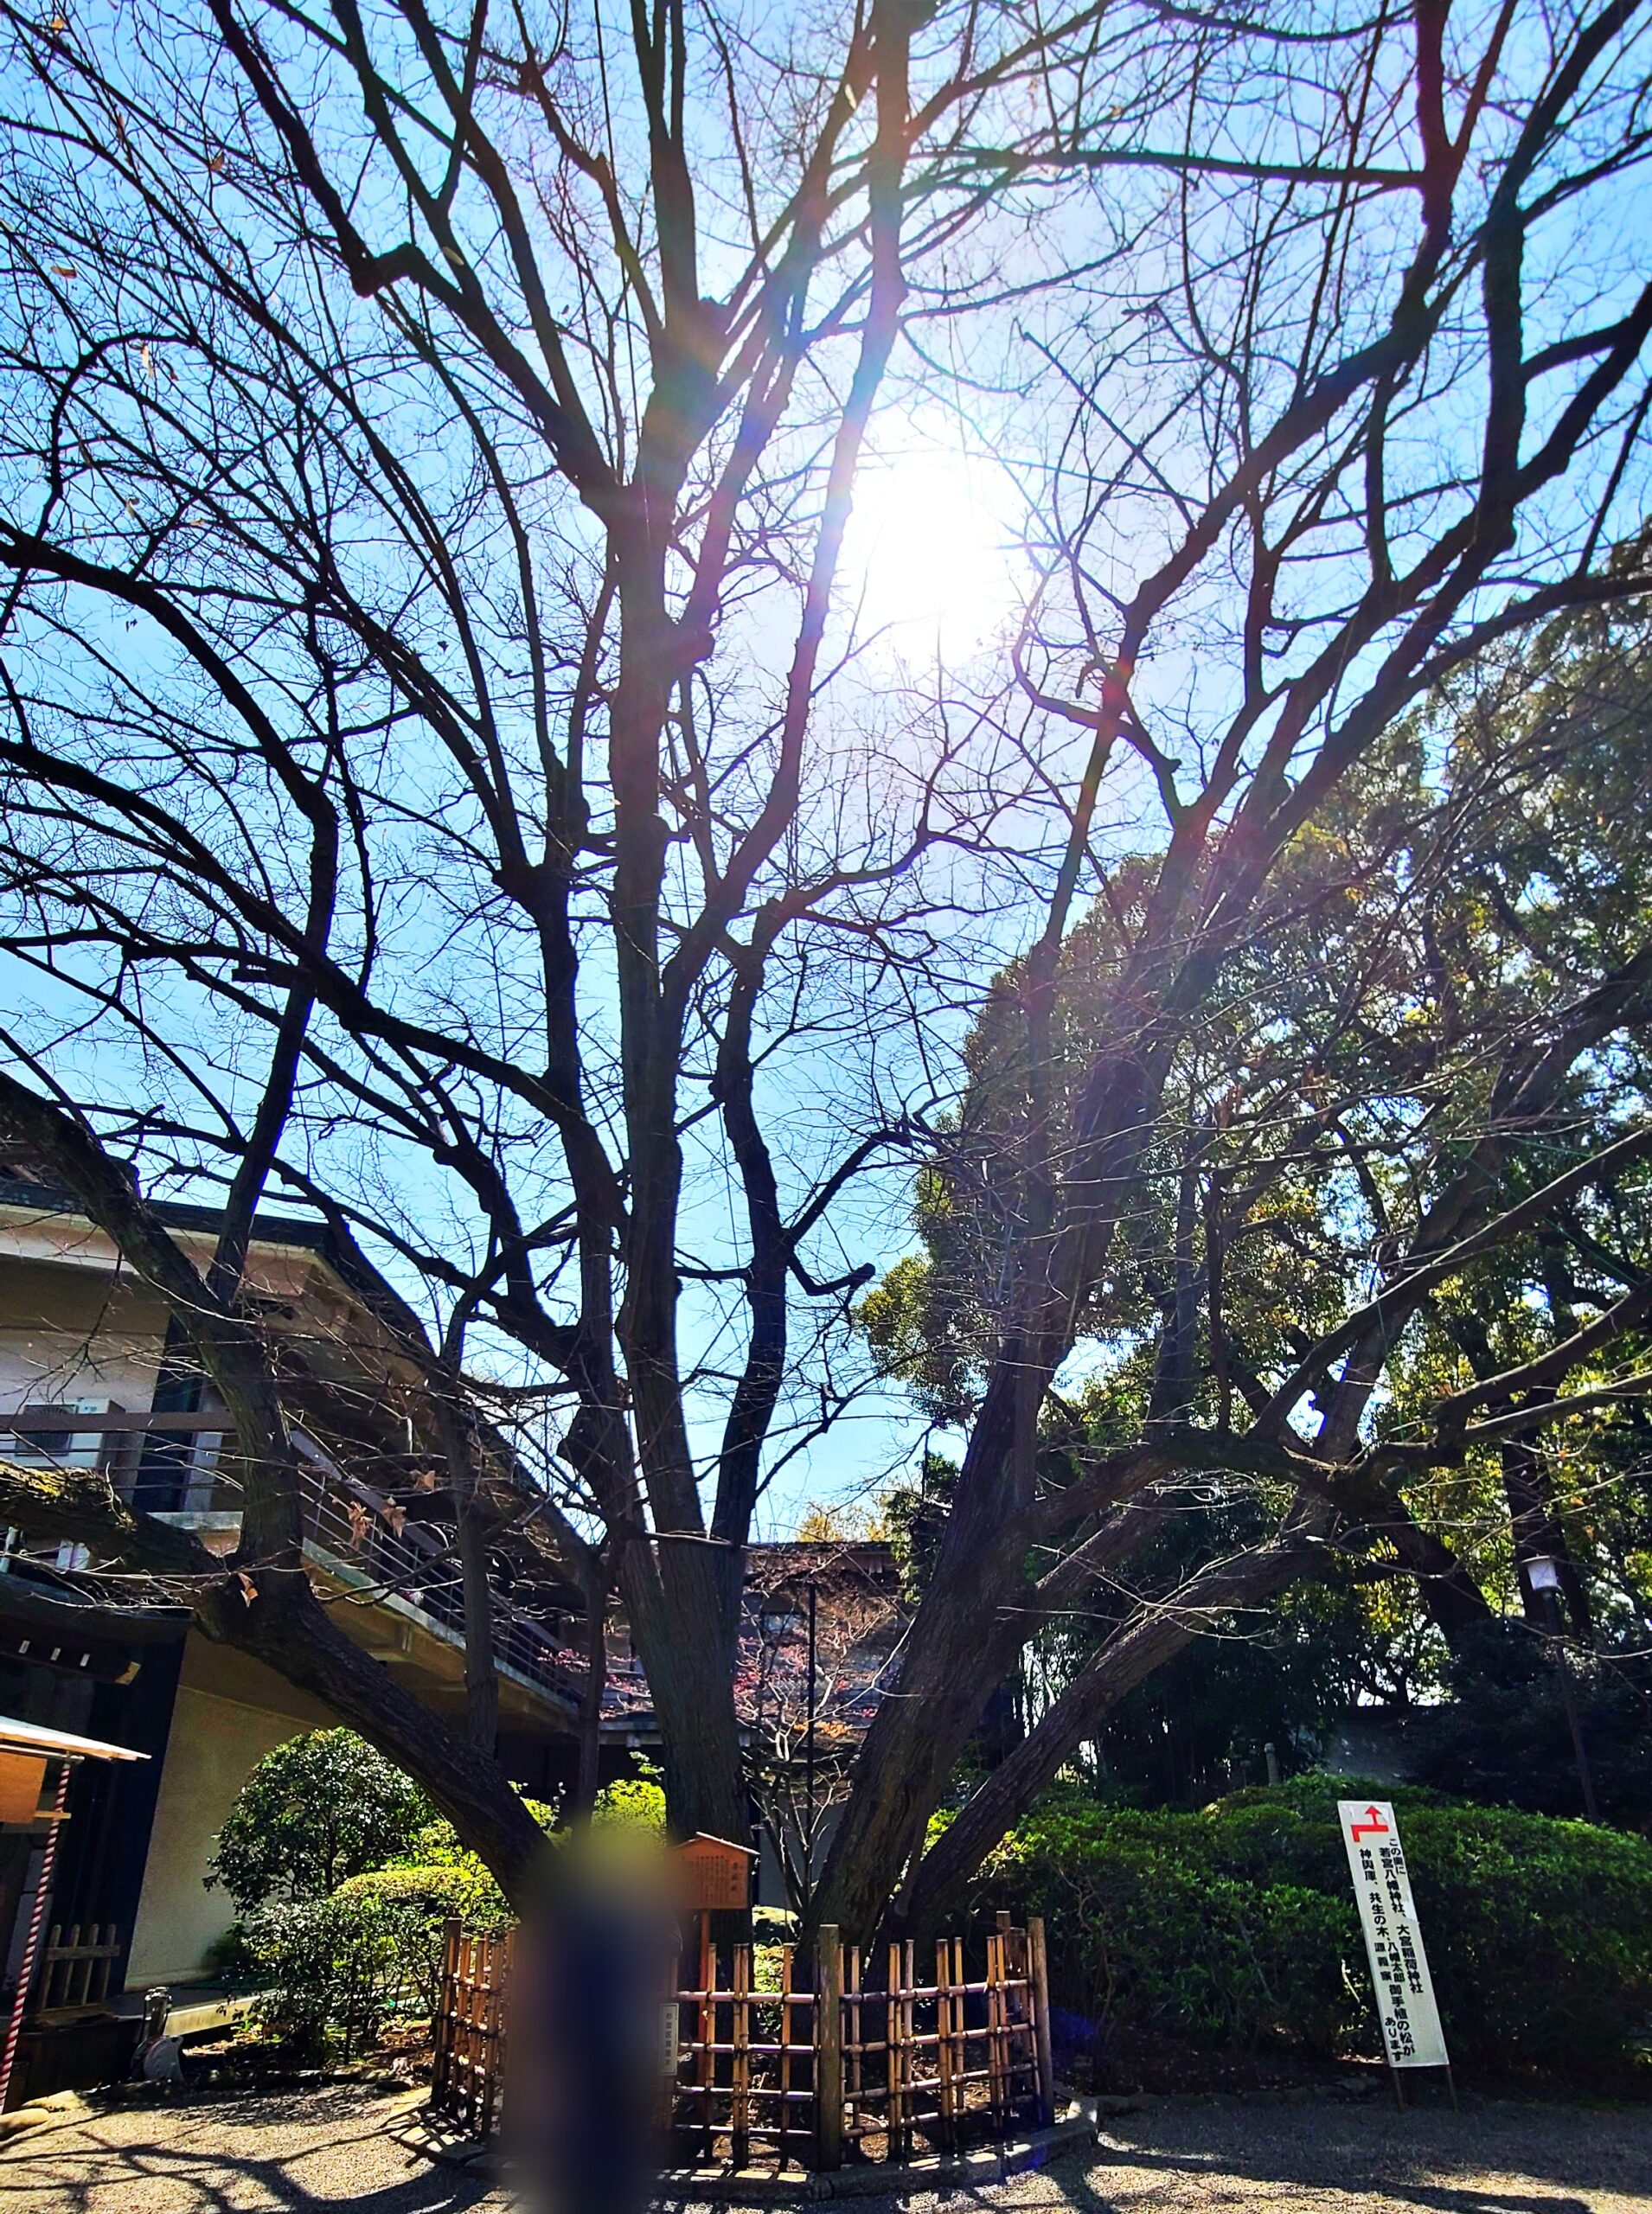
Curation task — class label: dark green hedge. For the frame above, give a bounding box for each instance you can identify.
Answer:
[978,1776,1652,2079]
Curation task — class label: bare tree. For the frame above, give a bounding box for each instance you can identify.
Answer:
[808,0,1652,1938]
[0,0,1156,1877]
[0,0,1648,1936]
[743,1540,901,1911]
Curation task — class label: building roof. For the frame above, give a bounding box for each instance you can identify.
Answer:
[0,1168,424,1346]
[0,1714,149,1762]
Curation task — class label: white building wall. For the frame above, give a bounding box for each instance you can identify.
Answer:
[125,1638,336,1987]
[0,1255,170,1424]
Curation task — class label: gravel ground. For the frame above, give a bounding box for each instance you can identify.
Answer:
[2,2081,1649,2214]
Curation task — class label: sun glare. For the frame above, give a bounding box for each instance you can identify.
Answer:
[841,444,1020,662]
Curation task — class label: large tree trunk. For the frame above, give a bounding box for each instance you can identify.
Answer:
[618,1539,751,1841]
[807,1367,1037,1939]
[813,1050,1162,1941]
[208,1567,548,1903]
[573,1565,607,1817]
[898,1527,1321,1937]
[456,1497,502,1757]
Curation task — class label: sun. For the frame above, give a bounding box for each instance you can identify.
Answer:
[840,441,1021,662]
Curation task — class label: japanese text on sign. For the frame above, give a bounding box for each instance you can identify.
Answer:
[1336,1799,1448,2071]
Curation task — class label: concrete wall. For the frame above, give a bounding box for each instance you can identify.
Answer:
[0,1255,170,1424]
[125,1638,336,1988]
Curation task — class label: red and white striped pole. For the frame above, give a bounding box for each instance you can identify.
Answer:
[0,1756,73,2112]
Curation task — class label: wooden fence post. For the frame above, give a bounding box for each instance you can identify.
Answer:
[1027,1915,1055,2128]
[432,1916,461,2111]
[816,1924,843,2171]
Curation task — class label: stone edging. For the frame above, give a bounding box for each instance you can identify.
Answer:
[0,2092,94,2147]
[388,2097,1101,2199]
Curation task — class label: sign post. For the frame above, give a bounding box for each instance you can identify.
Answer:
[1336,1799,1453,2108]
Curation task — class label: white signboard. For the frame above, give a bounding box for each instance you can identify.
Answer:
[1337,1799,1449,2070]
[660,1999,681,2077]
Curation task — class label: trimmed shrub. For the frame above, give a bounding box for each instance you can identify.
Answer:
[361,1833,519,1930]
[208,1730,433,1911]
[335,1860,509,1926]
[221,1761,667,2060]
[982,1775,1652,2080]
[237,1891,445,2062]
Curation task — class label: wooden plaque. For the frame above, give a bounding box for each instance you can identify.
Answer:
[672,1832,754,1912]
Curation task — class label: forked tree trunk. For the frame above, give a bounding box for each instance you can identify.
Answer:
[573,1567,607,1817]
[897,1530,1320,1937]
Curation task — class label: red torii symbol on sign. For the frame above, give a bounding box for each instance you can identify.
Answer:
[1350,1805,1390,1841]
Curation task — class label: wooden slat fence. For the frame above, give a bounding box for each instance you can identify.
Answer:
[431,1923,514,2138]
[428,1911,1054,2169]
[35,1923,122,2015]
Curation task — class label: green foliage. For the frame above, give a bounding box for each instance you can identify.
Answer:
[986,1776,1652,2080]
[236,1891,445,2062]
[592,1769,668,1833]
[208,1730,433,1911]
[334,1859,513,1929]
[861,600,1652,1803]
[371,1792,558,1927]
[216,1753,670,2058]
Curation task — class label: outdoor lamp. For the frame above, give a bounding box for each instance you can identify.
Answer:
[1521,1552,1599,1821]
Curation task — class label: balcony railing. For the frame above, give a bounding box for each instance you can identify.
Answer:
[0,1407,898,1741]
[0,1403,586,1714]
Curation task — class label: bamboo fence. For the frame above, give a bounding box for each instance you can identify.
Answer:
[428,1910,1054,2169]
[431,1923,514,2137]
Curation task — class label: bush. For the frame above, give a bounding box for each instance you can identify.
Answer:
[592,1769,668,1833]
[208,1730,434,1911]
[220,1756,665,2060]
[982,1775,1652,2081]
[335,1860,511,1928]
[368,1820,525,1931]
[237,1891,445,2062]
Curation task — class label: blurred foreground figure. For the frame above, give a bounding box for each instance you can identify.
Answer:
[509,1825,679,2214]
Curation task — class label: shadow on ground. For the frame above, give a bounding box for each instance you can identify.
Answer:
[0,2083,496,2214]
[848,2091,1652,2214]
[3,2081,1649,2214]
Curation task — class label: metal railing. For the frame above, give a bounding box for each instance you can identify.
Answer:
[0,1405,584,1713]
[296,1462,585,1707]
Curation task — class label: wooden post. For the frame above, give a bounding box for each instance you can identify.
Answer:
[953,1935,970,2139]
[778,1943,793,2168]
[846,1943,862,2136]
[901,1939,916,2163]
[732,1940,751,2171]
[1027,1915,1055,2127]
[432,1916,460,2114]
[816,1924,843,2171]
[935,1938,955,2151]
[697,1910,714,2164]
[985,1928,1005,2133]
[0,1756,71,2112]
[886,1941,903,2160]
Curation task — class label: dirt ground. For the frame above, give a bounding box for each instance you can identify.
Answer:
[1,2079,1649,2213]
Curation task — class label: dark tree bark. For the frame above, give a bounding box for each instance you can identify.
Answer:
[0,0,1648,1923]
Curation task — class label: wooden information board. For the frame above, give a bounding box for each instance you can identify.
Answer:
[672,1833,755,1912]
